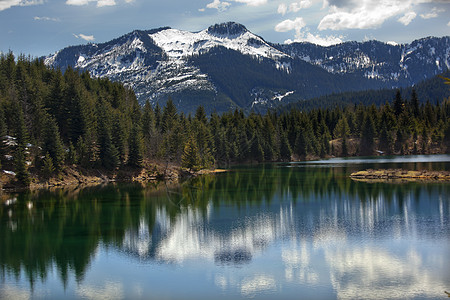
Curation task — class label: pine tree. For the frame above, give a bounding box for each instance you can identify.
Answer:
[194,105,207,124]
[14,106,30,186]
[42,152,55,179]
[182,134,200,171]
[0,107,6,168]
[67,141,78,165]
[250,134,264,163]
[111,115,127,165]
[128,123,144,167]
[360,113,376,155]
[161,98,177,134]
[294,130,307,158]
[63,68,88,144]
[443,121,450,153]
[15,146,30,186]
[410,88,420,117]
[379,124,394,154]
[279,132,292,161]
[333,116,350,139]
[97,101,119,170]
[342,134,348,156]
[142,100,156,139]
[154,102,162,130]
[395,128,405,154]
[393,89,403,117]
[41,116,65,171]
[193,120,215,168]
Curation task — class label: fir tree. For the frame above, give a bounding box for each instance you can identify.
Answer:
[42,152,55,179]
[0,107,6,168]
[342,135,348,157]
[250,134,264,163]
[295,130,307,158]
[393,89,403,117]
[360,113,376,155]
[410,88,420,117]
[443,121,450,153]
[161,98,177,134]
[194,105,207,124]
[279,132,292,161]
[128,124,144,167]
[14,107,30,186]
[41,116,65,171]
[97,101,119,170]
[182,135,201,171]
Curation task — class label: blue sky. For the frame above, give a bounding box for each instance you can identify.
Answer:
[1,0,449,57]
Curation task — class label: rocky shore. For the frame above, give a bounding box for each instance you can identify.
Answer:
[350,169,450,182]
[1,162,227,192]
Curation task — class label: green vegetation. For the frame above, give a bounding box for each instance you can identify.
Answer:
[1,53,449,187]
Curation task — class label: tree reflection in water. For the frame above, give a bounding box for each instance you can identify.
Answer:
[1,162,449,299]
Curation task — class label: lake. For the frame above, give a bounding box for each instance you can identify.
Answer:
[1,155,450,299]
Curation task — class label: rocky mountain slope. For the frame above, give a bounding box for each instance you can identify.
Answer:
[44,22,450,114]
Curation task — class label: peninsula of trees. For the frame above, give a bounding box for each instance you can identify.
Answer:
[1,53,449,187]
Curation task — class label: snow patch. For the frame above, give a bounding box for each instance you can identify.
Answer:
[149,28,289,61]
[272,91,294,101]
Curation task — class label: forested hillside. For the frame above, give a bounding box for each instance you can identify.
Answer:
[1,53,449,187]
[282,70,450,111]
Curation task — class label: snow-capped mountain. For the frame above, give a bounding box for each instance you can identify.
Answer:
[44,22,450,114]
[276,36,450,85]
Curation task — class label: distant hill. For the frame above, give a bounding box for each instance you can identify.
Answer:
[44,22,450,114]
[280,70,450,112]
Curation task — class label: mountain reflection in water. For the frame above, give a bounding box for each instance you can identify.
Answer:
[1,159,449,299]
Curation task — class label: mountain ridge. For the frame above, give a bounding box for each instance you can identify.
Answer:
[44,22,450,114]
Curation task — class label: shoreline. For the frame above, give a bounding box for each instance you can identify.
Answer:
[350,169,450,182]
[1,163,228,193]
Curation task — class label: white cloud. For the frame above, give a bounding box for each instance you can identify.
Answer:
[276,16,343,46]
[97,0,115,6]
[275,17,306,33]
[66,0,89,5]
[206,0,231,11]
[66,0,133,6]
[420,7,445,19]
[448,21,450,26]
[299,32,343,46]
[284,29,343,46]
[289,0,312,12]
[318,0,412,30]
[0,0,43,11]
[278,0,312,15]
[34,16,60,21]
[398,11,417,25]
[233,0,267,7]
[73,33,95,41]
[278,3,287,15]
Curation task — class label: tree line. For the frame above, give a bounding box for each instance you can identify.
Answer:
[1,53,449,186]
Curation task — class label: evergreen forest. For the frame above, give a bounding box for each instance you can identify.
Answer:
[1,53,449,187]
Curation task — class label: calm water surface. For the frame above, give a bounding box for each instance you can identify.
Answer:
[1,155,450,299]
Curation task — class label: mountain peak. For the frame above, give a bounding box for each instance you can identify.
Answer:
[207,22,247,37]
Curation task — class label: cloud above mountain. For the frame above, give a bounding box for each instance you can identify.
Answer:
[73,33,95,41]
[0,0,448,58]
[65,0,134,6]
[318,0,412,30]
[0,0,43,11]
[273,0,448,46]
